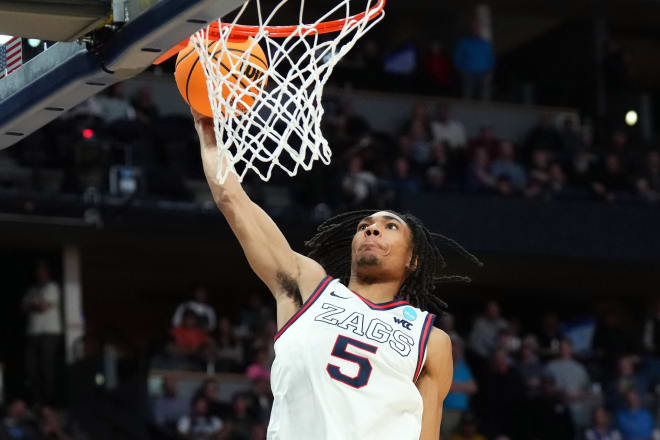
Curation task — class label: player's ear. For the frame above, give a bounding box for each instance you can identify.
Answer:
[406,256,418,272]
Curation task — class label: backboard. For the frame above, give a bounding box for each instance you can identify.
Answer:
[0,0,246,150]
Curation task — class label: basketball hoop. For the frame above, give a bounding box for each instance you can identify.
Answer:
[166,0,386,183]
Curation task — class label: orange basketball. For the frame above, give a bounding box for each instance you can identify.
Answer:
[174,37,268,117]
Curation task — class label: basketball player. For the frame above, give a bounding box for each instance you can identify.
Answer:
[192,109,482,439]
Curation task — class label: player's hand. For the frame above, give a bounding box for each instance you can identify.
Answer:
[191,108,221,183]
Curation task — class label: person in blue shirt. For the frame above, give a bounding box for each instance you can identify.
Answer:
[442,336,478,439]
[454,21,495,100]
[615,390,656,440]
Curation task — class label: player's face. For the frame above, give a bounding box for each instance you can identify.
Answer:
[351,211,414,281]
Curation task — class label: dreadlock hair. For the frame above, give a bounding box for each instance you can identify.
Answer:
[305,209,483,315]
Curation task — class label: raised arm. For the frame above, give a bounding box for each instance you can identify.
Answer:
[192,110,326,317]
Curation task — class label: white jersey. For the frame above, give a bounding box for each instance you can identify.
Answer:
[268,276,436,440]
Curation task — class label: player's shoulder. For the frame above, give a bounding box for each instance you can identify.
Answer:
[426,327,451,364]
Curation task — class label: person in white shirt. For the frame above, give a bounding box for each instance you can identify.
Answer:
[177,396,223,440]
[172,285,217,332]
[431,104,467,151]
[22,260,62,404]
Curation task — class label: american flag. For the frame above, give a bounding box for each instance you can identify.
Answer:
[0,37,22,79]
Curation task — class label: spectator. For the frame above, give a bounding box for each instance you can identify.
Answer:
[194,379,233,421]
[643,298,660,357]
[468,125,500,158]
[593,304,638,373]
[438,313,460,342]
[615,390,657,440]
[341,153,379,208]
[524,113,562,158]
[490,141,526,191]
[569,149,599,188]
[524,149,551,199]
[591,154,631,202]
[421,40,453,91]
[403,116,433,166]
[454,21,495,100]
[559,117,583,157]
[465,147,494,193]
[152,376,189,437]
[22,259,62,404]
[585,407,622,440]
[605,355,648,411]
[635,150,660,203]
[450,413,487,440]
[536,312,562,360]
[477,349,525,439]
[245,349,271,381]
[176,396,223,440]
[215,317,244,373]
[131,87,159,125]
[544,338,591,428]
[442,336,478,440]
[0,399,40,440]
[547,162,568,199]
[172,285,217,332]
[388,157,420,194]
[517,335,545,396]
[468,300,508,360]
[431,105,467,151]
[227,393,257,440]
[169,310,214,368]
[39,406,74,440]
[520,375,576,440]
[243,377,273,423]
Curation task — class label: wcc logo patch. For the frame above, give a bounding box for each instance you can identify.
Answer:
[402,307,417,322]
[393,317,413,330]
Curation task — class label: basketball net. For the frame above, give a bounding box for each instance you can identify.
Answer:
[190,0,385,183]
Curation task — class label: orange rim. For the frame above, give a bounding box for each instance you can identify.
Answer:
[153,0,385,65]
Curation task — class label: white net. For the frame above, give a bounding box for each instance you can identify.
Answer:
[190,0,385,183]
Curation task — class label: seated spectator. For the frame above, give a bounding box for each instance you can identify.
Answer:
[607,129,633,167]
[635,150,660,203]
[559,117,583,158]
[569,149,599,187]
[520,375,575,440]
[431,105,467,151]
[465,147,494,193]
[243,376,273,423]
[438,313,460,341]
[246,349,271,381]
[643,298,660,358]
[387,157,420,194]
[39,406,75,440]
[547,162,568,199]
[536,312,562,360]
[478,349,525,439]
[524,149,551,199]
[0,399,40,440]
[227,393,257,440]
[406,118,433,166]
[454,21,495,100]
[177,396,223,440]
[451,413,487,440]
[544,338,591,429]
[585,407,622,440]
[591,154,631,202]
[341,153,379,208]
[517,335,545,396]
[194,379,233,420]
[442,336,478,440]
[605,355,648,411]
[169,310,214,368]
[172,285,217,332]
[152,376,189,437]
[615,390,657,440]
[468,125,500,158]
[490,141,526,192]
[468,300,508,361]
[215,317,244,373]
[524,113,562,159]
[424,142,450,192]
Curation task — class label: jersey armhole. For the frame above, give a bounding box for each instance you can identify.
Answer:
[413,312,436,383]
[273,275,333,342]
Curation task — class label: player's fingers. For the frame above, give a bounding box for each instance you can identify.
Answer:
[190,107,210,124]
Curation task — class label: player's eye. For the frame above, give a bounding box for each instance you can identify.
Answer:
[386,223,399,230]
[357,223,368,231]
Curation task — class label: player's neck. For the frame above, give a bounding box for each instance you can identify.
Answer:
[347,277,400,304]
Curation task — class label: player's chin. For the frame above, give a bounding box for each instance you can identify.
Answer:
[356,254,381,267]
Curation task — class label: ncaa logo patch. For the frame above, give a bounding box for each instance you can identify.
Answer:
[403,307,417,322]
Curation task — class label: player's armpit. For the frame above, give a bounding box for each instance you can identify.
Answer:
[417,328,453,440]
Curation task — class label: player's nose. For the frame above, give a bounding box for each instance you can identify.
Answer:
[365,226,380,237]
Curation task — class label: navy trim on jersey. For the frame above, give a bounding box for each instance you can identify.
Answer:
[273,275,333,342]
[413,313,436,383]
[349,289,411,311]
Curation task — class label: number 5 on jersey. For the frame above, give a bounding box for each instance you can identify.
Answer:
[326,335,378,388]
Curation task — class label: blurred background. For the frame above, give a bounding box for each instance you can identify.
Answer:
[1,1,660,439]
